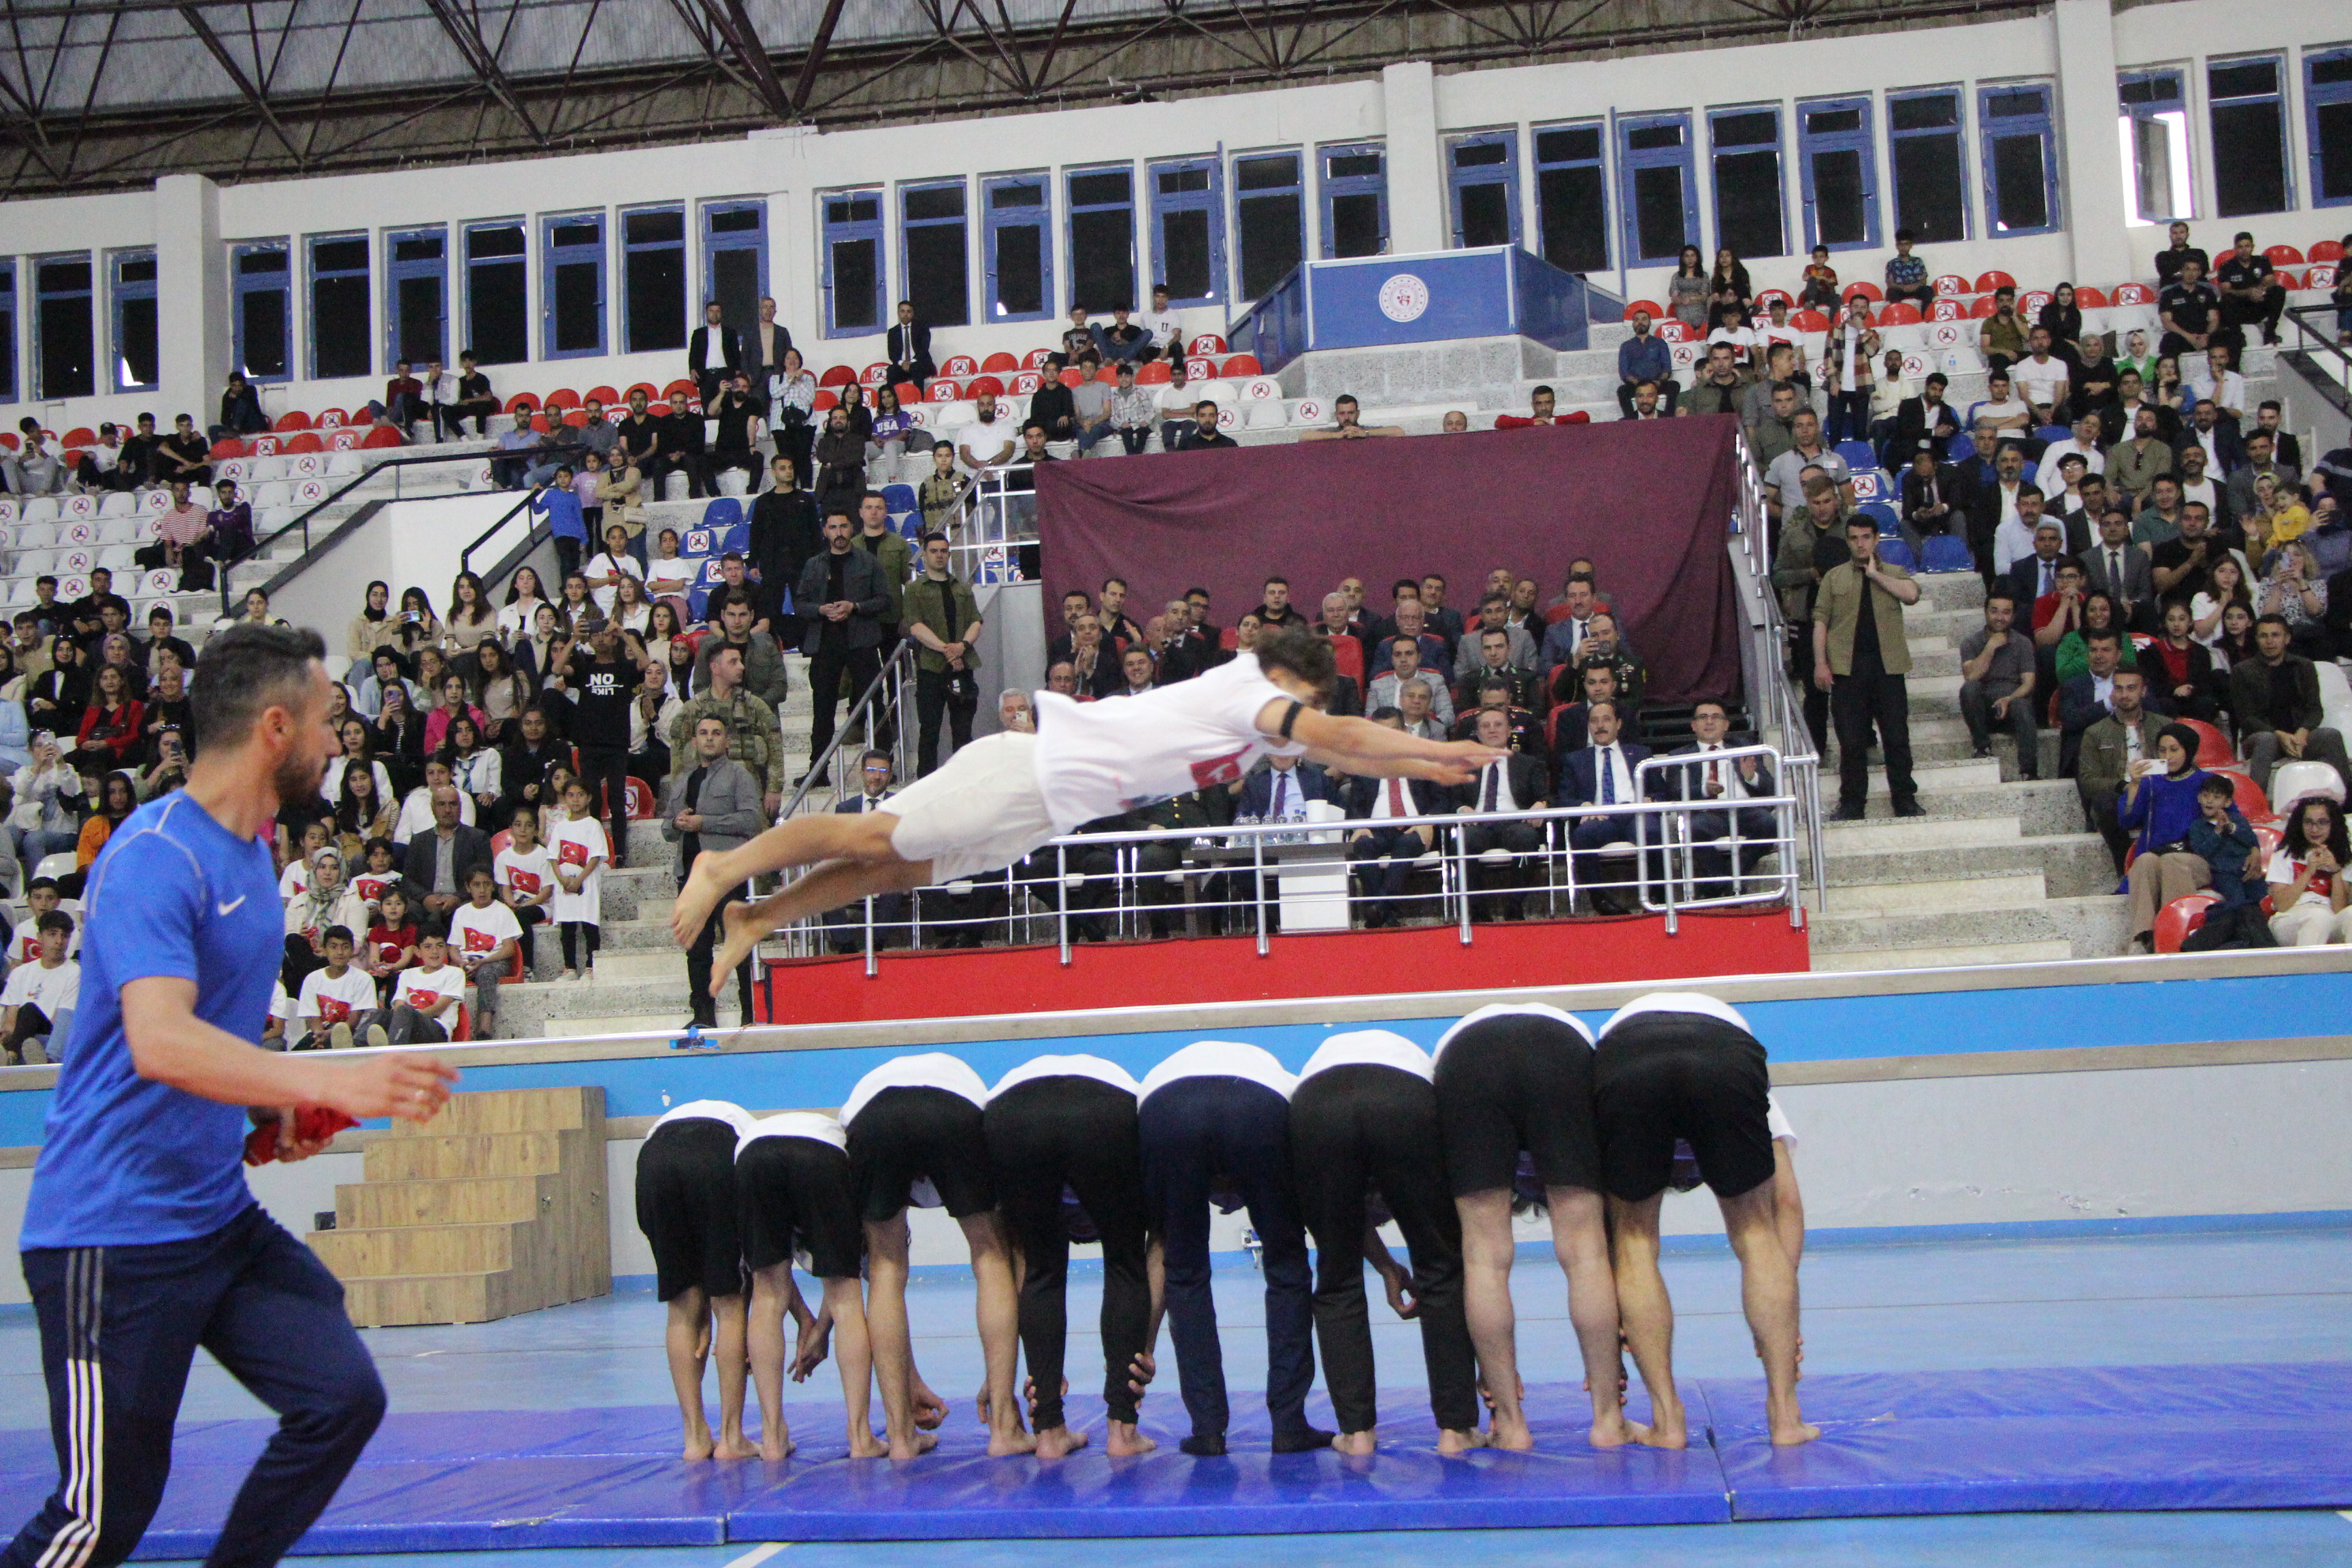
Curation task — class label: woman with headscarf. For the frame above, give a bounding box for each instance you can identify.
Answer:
[25,637,91,734]
[2119,722,2214,951]
[282,844,369,992]
[97,632,148,702]
[348,580,394,662]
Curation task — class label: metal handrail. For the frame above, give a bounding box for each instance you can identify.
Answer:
[776,637,919,821]
[1727,426,1828,915]
[457,489,542,580]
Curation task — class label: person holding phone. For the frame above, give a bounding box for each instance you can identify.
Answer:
[2120,723,2215,951]
[1812,516,1923,820]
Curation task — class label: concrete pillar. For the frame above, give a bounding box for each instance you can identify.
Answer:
[2051,0,2130,287]
[152,173,225,423]
[1382,61,1444,255]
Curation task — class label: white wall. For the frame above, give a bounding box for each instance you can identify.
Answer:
[3,0,2346,439]
[265,491,518,643]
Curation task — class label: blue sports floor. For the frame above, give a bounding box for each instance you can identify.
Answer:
[4,1224,2351,1564]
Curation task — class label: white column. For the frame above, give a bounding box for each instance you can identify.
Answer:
[2051,0,2129,286]
[1382,61,1445,255]
[153,173,225,423]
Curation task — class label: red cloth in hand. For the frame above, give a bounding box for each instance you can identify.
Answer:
[243,1106,359,1165]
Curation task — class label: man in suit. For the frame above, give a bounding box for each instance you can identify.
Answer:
[1450,708,1548,921]
[1891,374,1961,463]
[1452,597,1538,689]
[665,714,770,1023]
[401,784,493,928]
[1455,630,1542,719]
[2057,630,2172,778]
[1554,698,1655,914]
[1237,751,1335,820]
[1367,636,1455,731]
[1548,662,1624,777]
[1343,709,1449,928]
[2074,667,2168,870]
[885,299,936,388]
[2081,510,2157,629]
[2001,521,2072,621]
[1648,698,1778,897]
[745,296,791,404]
[688,301,743,411]
[2252,403,2302,473]
[794,512,895,785]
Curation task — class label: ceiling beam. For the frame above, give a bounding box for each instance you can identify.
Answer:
[693,0,794,121]
[175,4,306,167]
[417,0,548,146]
[788,0,851,115]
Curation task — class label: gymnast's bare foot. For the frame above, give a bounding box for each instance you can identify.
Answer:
[754,1429,795,1463]
[1437,1426,1489,1455]
[682,1420,715,1462]
[1767,1392,1820,1446]
[887,1427,939,1460]
[1488,1409,1533,1451]
[1632,1403,1685,1450]
[670,851,731,947]
[1035,1424,1090,1458]
[1106,1420,1156,1456]
[1591,1411,1656,1449]
[845,1426,889,1459]
[707,899,763,997]
[715,1433,762,1460]
[1333,1429,1377,1456]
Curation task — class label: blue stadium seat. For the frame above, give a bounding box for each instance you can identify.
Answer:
[893,511,921,540]
[881,483,918,515]
[1876,538,1918,571]
[687,587,710,622]
[1944,432,1976,464]
[1833,440,1876,472]
[2031,425,2070,446]
[1918,535,1974,573]
[700,497,743,531]
[1849,469,1891,504]
[1858,501,1901,536]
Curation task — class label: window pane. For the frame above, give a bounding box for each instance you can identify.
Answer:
[552,262,600,354]
[1328,152,1382,179]
[1536,126,1599,164]
[393,237,443,263]
[242,289,288,378]
[2319,101,2352,203]
[2208,61,2277,100]
[1237,193,1302,300]
[2129,114,2183,222]
[1990,134,2049,230]
[1069,171,1130,207]
[708,207,761,233]
[119,296,160,387]
[1715,148,1782,256]
[1631,164,1687,259]
[238,250,288,276]
[311,276,369,377]
[994,224,1043,316]
[39,259,91,294]
[1985,90,2045,119]
[991,182,1043,209]
[314,239,366,274]
[906,224,969,327]
[1070,208,1134,311]
[1458,183,1511,248]
[469,262,527,364]
[1714,111,1776,147]
[1329,191,1383,257]
[1891,93,1957,132]
[2212,101,2286,216]
[1453,141,1508,167]
[1158,167,1210,194]
[627,246,687,350]
[1160,207,1211,300]
[711,248,764,333]
[626,208,685,245]
[1892,134,1965,241]
[1537,165,1607,272]
[1811,147,1867,246]
[467,225,525,259]
[1237,155,1297,191]
[38,294,93,399]
[904,186,964,221]
[395,275,443,363]
[551,222,598,248]
[118,257,159,284]
[1806,107,1863,135]
[1627,125,1682,152]
[830,237,879,331]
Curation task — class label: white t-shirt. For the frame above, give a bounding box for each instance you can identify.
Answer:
[549,815,609,924]
[1156,382,1198,416]
[14,920,80,966]
[585,552,644,617]
[1,958,78,1020]
[738,1110,848,1156]
[2034,440,2104,489]
[1137,308,1182,352]
[1300,1029,1434,1083]
[1969,397,2031,429]
[2012,355,2069,406]
[956,416,1014,470]
[2268,850,2337,911]
[348,868,399,913]
[395,964,466,1015]
[988,1054,1141,1102]
[1432,1001,1592,1063]
[1599,991,1756,1039]
[1031,651,1302,832]
[278,858,312,900]
[448,900,523,966]
[653,1099,755,1139]
[495,845,556,906]
[296,966,377,1027]
[269,980,296,1025]
[1758,321,1804,351]
[1138,1040,1297,1103]
[497,598,548,641]
[840,1053,990,1126]
[1707,325,1757,355]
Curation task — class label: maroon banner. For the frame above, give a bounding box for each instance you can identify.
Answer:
[1034,416,1746,703]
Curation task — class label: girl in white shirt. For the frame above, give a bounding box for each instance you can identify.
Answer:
[494,808,556,968]
[495,566,551,644]
[608,572,655,639]
[585,523,644,617]
[549,775,608,980]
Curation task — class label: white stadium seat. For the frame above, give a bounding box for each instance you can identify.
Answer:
[97,544,138,571]
[323,451,361,477]
[246,455,291,482]
[250,480,293,509]
[97,492,137,519]
[1195,380,1237,410]
[1243,401,1288,431]
[17,499,59,526]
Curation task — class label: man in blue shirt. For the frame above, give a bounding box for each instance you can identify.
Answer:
[5,623,457,1568]
[1616,307,1675,418]
[1882,228,1933,307]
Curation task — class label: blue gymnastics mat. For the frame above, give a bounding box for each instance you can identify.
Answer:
[2,1365,2346,1554]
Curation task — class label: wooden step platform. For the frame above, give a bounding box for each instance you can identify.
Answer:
[310,1085,610,1327]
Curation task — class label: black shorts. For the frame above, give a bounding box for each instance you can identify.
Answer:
[846,1085,996,1223]
[1433,1011,1600,1197]
[1593,1012,1774,1202]
[635,1117,745,1302]
[736,1134,864,1279]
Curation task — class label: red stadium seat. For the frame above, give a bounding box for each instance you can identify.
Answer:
[2110,282,2155,306]
[1058,368,1085,389]
[861,363,889,386]
[0,432,16,451]
[529,414,551,434]
[2221,769,2275,824]
[316,408,348,428]
[817,365,855,388]
[2264,244,2304,266]
[62,427,97,448]
[1970,296,1999,318]
[1842,281,1882,302]
[1654,319,1696,342]
[980,352,1019,373]
[272,411,312,431]
[2181,719,2236,769]
[1188,333,1228,355]
[1933,274,1970,297]
[2311,240,2345,263]
[1222,353,1263,376]
[544,388,581,410]
[888,379,922,408]
[625,777,657,820]
[250,434,280,456]
[812,389,838,412]
[2074,286,2108,308]
[284,431,324,453]
[1880,301,1923,325]
[1096,365,1120,384]
[1330,634,1362,685]
[1753,289,1794,310]
[925,378,962,402]
[1927,298,1965,321]
[502,393,540,413]
[1791,308,1830,331]
[1135,361,1171,384]
[625,381,660,404]
[2020,289,2052,317]
[2153,890,2222,954]
[1624,299,1666,322]
[2274,269,2305,290]
[586,385,621,406]
[360,426,404,448]
[1024,348,1055,370]
[561,409,589,427]
[1219,627,1239,651]
[966,374,1004,398]
[941,355,979,378]
[208,438,247,459]
[661,378,698,402]
[1974,270,2016,293]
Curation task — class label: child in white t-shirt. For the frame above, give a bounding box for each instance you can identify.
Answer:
[389,932,467,1043]
[1,911,80,1066]
[448,866,525,1037]
[494,808,557,970]
[292,925,384,1051]
[264,979,293,1049]
[549,776,608,981]
[12,879,78,967]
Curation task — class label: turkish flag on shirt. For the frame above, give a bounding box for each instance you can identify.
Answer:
[15,934,35,964]
[404,986,440,1009]
[317,996,353,1024]
[353,875,391,904]
[462,926,495,953]
[557,839,589,867]
[508,870,541,895]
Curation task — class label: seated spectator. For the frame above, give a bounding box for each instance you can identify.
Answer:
[423,672,489,758]
[1536,578,1605,673]
[2059,628,2169,777]
[491,409,544,488]
[210,371,267,442]
[1105,363,1159,455]
[1882,229,1933,306]
[1553,697,1651,915]
[134,479,216,591]
[1303,393,1405,440]
[1237,749,1334,820]
[1548,661,1626,771]
[1650,696,1778,894]
[1,909,78,1066]
[2267,799,2352,946]
[2053,590,2138,684]
[1343,708,1446,927]
[2230,615,2352,798]
[2000,519,2068,602]
[206,479,256,565]
[1901,448,1962,539]
[378,361,425,433]
[2142,601,2221,721]
[1172,400,1237,452]
[1454,618,1540,711]
[2010,329,2070,425]
[1062,611,1120,700]
[1494,385,1586,430]
[1450,675,1539,753]
[1368,601,1446,679]
[1249,575,1305,630]
[1965,368,2034,440]
[1393,676,1444,739]
[1959,591,2039,779]
[67,666,143,777]
[150,412,210,489]
[447,352,498,437]
[2121,723,2215,951]
[2180,773,2263,919]
[1367,635,1454,729]
[1450,706,1548,921]
[820,751,911,955]
[2212,231,2287,349]
[1797,244,1841,310]
[2255,539,2330,659]
[1557,615,1645,713]
[1617,310,1676,416]
[1678,342,1746,419]
[2,421,61,496]
[10,736,82,866]
[955,391,1020,474]
[1978,287,2030,374]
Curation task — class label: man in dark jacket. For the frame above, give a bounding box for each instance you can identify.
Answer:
[665,713,771,1024]
[2231,616,2352,798]
[1449,707,1549,921]
[885,301,936,387]
[794,511,895,785]
[401,785,493,926]
[688,301,743,410]
[748,455,821,638]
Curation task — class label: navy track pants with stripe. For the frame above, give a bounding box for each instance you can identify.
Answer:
[3,1203,385,1568]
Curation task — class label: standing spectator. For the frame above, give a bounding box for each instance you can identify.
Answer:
[1958,592,2039,778]
[2267,800,2352,946]
[2230,615,2352,798]
[665,715,766,1024]
[688,301,742,408]
[1813,515,1923,819]
[527,468,589,585]
[549,777,608,980]
[812,405,868,513]
[770,346,818,474]
[2120,723,2214,951]
[691,591,790,712]
[853,491,913,633]
[667,644,785,815]
[749,455,821,632]
[1616,309,1674,417]
[554,627,640,868]
[742,295,790,404]
[1882,229,1933,307]
[902,533,982,777]
[794,512,892,784]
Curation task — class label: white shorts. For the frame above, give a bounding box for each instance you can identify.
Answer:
[1766,1092,1797,1147]
[884,732,1059,883]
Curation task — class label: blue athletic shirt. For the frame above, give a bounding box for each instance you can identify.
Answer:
[21,792,284,1250]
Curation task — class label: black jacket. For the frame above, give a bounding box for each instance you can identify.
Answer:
[400,823,493,896]
[689,323,743,378]
[886,322,935,383]
[794,547,895,654]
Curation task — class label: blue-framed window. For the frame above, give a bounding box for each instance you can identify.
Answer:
[819,189,884,337]
[1978,82,2061,236]
[2313,48,2352,208]
[1066,165,1136,312]
[308,234,370,379]
[703,200,767,341]
[1532,122,1607,273]
[542,212,605,360]
[1149,156,1223,307]
[1320,142,1387,258]
[1798,95,1878,250]
[623,204,688,352]
[2208,55,2291,218]
[1618,112,1697,263]
[1448,131,1520,248]
[983,174,1054,323]
[463,219,527,365]
[231,241,292,382]
[1710,105,1786,259]
[0,261,14,403]
[110,248,158,393]
[1232,150,1303,303]
[900,180,970,328]
[1889,87,1969,244]
[34,255,93,400]
[385,227,448,369]
[2118,69,2192,226]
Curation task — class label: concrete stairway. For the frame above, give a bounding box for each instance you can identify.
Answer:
[311,1085,610,1326]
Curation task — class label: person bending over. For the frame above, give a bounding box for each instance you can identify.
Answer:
[634,1099,758,1460]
